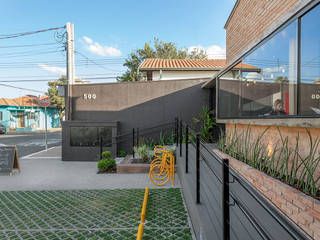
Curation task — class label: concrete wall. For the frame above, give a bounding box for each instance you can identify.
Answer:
[225,0,313,64]
[66,79,209,156]
[151,70,218,81]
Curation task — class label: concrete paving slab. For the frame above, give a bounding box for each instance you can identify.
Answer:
[1,146,180,191]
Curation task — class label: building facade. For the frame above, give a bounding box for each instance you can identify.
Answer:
[138,58,226,81]
[203,0,320,151]
[62,79,209,160]
[0,95,61,132]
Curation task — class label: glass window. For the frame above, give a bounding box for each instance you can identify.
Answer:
[0,112,2,121]
[300,4,320,116]
[99,127,112,147]
[70,126,113,147]
[241,21,298,117]
[218,20,298,118]
[218,70,242,118]
[70,127,98,147]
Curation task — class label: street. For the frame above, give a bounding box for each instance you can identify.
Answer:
[0,130,61,158]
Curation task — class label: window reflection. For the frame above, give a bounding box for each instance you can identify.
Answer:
[241,21,297,117]
[300,4,320,116]
[218,21,298,118]
[70,127,98,147]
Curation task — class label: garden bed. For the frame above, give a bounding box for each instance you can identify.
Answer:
[215,149,320,239]
[117,154,177,174]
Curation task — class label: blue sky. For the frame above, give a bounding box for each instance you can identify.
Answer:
[0,0,236,98]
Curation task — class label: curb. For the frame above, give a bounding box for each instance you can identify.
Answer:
[21,146,58,159]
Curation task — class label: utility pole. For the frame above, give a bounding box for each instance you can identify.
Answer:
[66,22,75,121]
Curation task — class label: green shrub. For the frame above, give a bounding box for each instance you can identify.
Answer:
[133,144,153,163]
[101,151,112,159]
[118,150,127,157]
[192,106,216,143]
[97,158,116,172]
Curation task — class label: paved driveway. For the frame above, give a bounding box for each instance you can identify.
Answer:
[0,146,180,191]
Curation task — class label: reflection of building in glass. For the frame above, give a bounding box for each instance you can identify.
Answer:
[215,3,320,118]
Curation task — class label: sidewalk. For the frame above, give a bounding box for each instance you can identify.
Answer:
[8,128,61,134]
[0,146,180,191]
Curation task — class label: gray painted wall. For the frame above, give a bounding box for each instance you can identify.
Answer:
[63,79,209,160]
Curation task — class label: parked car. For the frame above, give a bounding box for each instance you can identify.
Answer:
[0,123,6,134]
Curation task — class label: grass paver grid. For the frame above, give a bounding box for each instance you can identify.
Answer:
[0,188,192,239]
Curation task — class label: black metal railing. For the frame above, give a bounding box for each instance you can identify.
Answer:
[175,119,309,240]
[97,120,175,158]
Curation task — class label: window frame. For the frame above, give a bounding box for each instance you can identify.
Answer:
[217,1,320,120]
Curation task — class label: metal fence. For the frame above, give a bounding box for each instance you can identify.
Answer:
[99,121,176,157]
[176,119,309,240]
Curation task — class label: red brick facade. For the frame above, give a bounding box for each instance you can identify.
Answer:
[225,0,305,64]
[215,149,320,239]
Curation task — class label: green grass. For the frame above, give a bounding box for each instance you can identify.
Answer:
[0,188,192,239]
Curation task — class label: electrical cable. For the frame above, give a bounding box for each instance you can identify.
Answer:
[0,83,45,93]
[0,26,65,40]
[0,42,59,48]
[0,76,119,83]
[74,50,124,73]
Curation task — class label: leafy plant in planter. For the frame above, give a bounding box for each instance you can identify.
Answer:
[118,150,127,157]
[133,144,153,163]
[97,151,116,172]
[193,106,216,143]
[218,126,320,198]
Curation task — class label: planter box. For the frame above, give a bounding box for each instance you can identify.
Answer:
[117,155,177,174]
[214,149,320,239]
[117,163,150,174]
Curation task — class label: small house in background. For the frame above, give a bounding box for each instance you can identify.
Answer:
[138,58,227,81]
[0,95,61,132]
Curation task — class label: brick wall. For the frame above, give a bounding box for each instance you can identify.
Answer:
[215,149,320,239]
[225,124,320,179]
[225,0,308,64]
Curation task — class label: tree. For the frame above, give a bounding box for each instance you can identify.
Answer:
[47,75,66,124]
[117,38,207,82]
[274,76,289,83]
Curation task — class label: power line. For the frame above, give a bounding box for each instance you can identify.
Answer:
[0,26,65,40]
[0,50,64,59]
[0,42,59,48]
[0,76,119,83]
[0,83,45,93]
[75,50,124,73]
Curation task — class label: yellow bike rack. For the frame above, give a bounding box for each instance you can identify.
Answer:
[149,146,175,186]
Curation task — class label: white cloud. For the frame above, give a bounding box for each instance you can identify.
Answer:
[38,64,66,74]
[81,36,122,57]
[188,45,226,59]
[83,36,93,44]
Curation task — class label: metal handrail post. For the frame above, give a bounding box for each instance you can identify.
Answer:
[222,158,230,240]
[179,120,182,157]
[136,127,139,146]
[132,128,135,158]
[175,117,178,147]
[196,134,200,204]
[185,125,189,173]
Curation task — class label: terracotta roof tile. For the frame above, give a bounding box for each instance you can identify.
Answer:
[12,95,40,107]
[0,98,18,106]
[139,58,227,70]
[139,58,258,71]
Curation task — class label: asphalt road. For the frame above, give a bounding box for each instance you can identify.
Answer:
[0,131,61,158]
